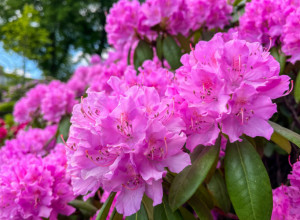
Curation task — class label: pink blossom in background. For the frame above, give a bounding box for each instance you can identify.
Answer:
[271,186,291,220]
[67,66,90,97]
[0,125,57,163]
[41,81,77,123]
[13,81,77,124]
[105,0,151,49]
[282,8,300,64]
[0,144,75,220]
[187,0,232,31]
[66,85,190,216]
[90,54,102,64]
[141,0,191,36]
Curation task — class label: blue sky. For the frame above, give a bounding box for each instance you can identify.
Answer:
[0,43,90,80]
[0,42,42,79]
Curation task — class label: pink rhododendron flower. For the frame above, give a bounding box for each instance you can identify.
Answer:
[13,81,77,124]
[41,81,77,123]
[169,33,290,150]
[141,0,190,36]
[282,8,300,64]
[0,144,75,220]
[66,85,190,216]
[67,66,90,97]
[187,0,232,31]
[238,0,298,46]
[105,0,151,49]
[90,54,102,64]
[0,125,57,163]
[271,186,291,220]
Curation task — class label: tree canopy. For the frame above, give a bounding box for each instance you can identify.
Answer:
[0,0,117,80]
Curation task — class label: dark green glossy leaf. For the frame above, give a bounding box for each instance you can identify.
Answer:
[133,40,153,72]
[96,192,117,220]
[269,121,300,148]
[68,199,98,216]
[142,195,154,220]
[224,138,272,220]
[188,196,213,220]
[154,197,182,220]
[156,35,163,60]
[109,208,123,220]
[207,170,231,213]
[56,115,71,143]
[169,137,220,210]
[176,33,191,53]
[233,0,243,6]
[294,72,300,103]
[179,207,196,220]
[126,203,148,220]
[271,131,292,154]
[194,185,214,210]
[127,47,132,65]
[162,36,182,70]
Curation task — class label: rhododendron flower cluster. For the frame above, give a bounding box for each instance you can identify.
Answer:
[0,125,57,162]
[187,0,232,31]
[0,144,75,220]
[272,158,300,219]
[169,33,290,151]
[66,85,191,216]
[105,0,232,50]
[238,0,300,63]
[13,80,77,124]
[282,8,300,64]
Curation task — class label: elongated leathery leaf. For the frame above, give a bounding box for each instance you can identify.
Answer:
[154,196,182,220]
[224,138,272,220]
[207,170,231,213]
[269,121,300,148]
[96,192,116,220]
[133,40,153,72]
[162,36,182,70]
[169,137,220,210]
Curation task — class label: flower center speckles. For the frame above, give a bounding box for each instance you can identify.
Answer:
[122,175,143,190]
[117,113,133,137]
[189,112,212,133]
[85,146,120,167]
[145,137,168,160]
[235,107,255,125]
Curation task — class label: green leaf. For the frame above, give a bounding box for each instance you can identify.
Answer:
[193,185,214,210]
[96,192,117,220]
[156,35,163,60]
[176,34,191,53]
[56,115,71,143]
[127,47,132,65]
[109,208,123,220]
[179,207,196,220]
[142,195,154,220]
[154,196,182,220]
[294,72,300,103]
[126,203,148,220]
[133,40,153,72]
[207,170,231,213]
[233,0,243,6]
[162,36,182,70]
[269,121,300,148]
[188,196,213,220]
[68,199,98,215]
[169,137,221,210]
[271,131,292,154]
[224,138,272,220]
